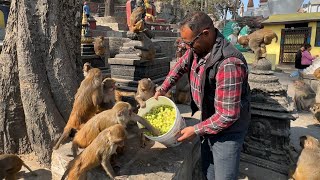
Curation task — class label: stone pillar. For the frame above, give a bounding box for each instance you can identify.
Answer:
[240,58,297,178]
[104,0,115,16]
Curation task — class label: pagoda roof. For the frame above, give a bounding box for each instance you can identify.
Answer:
[262,12,320,24]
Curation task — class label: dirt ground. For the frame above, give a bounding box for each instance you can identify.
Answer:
[17,71,320,180]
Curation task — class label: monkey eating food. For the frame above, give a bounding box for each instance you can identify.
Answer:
[61,124,127,180]
[135,78,156,108]
[71,101,160,156]
[53,68,103,150]
[0,154,37,180]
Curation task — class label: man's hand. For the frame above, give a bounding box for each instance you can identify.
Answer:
[177,126,196,142]
[154,88,166,100]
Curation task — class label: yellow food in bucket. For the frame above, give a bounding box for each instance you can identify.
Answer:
[143,105,176,136]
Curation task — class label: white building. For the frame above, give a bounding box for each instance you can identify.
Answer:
[306,0,320,13]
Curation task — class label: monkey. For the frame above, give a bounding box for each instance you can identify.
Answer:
[129,6,146,33]
[135,78,156,108]
[133,32,156,61]
[53,68,103,150]
[290,135,320,180]
[314,67,320,80]
[173,74,191,105]
[238,29,278,61]
[94,36,106,57]
[61,124,127,180]
[0,154,37,180]
[310,103,320,123]
[97,78,117,113]
[71,101,160,156]
[82,62,92,78]
[175,37,187,59]
[293,80,316,112]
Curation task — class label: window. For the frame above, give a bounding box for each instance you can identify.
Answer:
[315,22,320,47]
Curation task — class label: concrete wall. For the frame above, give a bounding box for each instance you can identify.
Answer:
[263,24,285,66]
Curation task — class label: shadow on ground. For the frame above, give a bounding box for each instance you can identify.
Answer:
[18,168,52,180]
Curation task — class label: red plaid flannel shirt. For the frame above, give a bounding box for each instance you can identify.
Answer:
[160,49,247,136]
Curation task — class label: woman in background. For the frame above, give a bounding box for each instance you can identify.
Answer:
[301,44,318,66]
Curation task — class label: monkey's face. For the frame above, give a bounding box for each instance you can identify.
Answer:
[114,102,133,124]
[139,78,152,92]
[238,36,249,47]
[294,80,305,88]
[300,135,320,149]
[102,78,116,93]
[107,124,127,146]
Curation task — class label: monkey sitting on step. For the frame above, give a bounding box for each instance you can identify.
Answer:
[293,80,316,112]
[72,102,160,156]
[290,135,320,180]
[0,154,37,180]
[62,124,127,180]
[173,74,190,105]
[94,36,106,57]
[133,32,156,61]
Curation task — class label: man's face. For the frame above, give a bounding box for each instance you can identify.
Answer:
[180,26,208,56]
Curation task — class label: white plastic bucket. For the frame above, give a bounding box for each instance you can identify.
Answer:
[137,96,186,147]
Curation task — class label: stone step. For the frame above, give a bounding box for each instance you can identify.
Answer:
[108,56,170,65]
[115,53,166,59]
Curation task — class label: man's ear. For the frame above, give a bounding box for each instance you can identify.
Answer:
[203,29,209,36]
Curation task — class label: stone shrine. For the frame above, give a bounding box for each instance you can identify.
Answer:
[240,58,297,178]
[108,31,171,91]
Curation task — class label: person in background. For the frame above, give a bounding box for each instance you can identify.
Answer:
[83,2,90,18]
[154,11,251,180]
[290,44,305,78]
[301,43,319,66]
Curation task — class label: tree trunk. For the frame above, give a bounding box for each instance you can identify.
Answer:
[0,0,82,166]
[104,0,115,17]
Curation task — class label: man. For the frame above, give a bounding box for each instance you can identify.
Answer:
[154,11,251,180]
[83,2,90,18]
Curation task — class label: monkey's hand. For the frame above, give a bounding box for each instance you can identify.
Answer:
[140,101,146,108]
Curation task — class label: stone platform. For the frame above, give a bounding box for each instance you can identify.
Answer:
[51,113,201,180]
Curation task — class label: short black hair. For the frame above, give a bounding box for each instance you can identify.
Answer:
[304,43,311,49]
[179,11,213,34]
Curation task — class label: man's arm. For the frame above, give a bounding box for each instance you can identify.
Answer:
[194,57,247,135]
[158,49,192,93]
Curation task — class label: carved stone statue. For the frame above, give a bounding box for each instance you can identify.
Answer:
[238,29,278,61]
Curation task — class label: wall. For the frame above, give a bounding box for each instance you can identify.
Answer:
[309,21,320,56]
[264,24,285,65]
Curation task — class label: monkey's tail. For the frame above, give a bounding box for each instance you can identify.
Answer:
[53,129,70,150]
[22,162,37,176]
[274,33,278,43]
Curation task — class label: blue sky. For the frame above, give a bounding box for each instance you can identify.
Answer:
[226,0,310,18]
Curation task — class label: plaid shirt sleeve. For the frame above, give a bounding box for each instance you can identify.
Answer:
[159,49,191,93]
[194,57,247,136]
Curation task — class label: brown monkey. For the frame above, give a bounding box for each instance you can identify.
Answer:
[82,62,92,77]
[94,36,106,57]
[133,32,156,60]
[290,135,320,180]
[129,6,145,33]
[135,78,156,108]
[53,68,103,150]
[0,154,37,180]
[62,124,127,180]
[314,67,320,80]
[310,103,320,123]
[97,78,117,113]
[72,101,160,156]
[294,80,316,111]
[238,29,278,61]
[173,74,190,105]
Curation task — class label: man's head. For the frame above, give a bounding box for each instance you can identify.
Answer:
[179,11,216,57]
